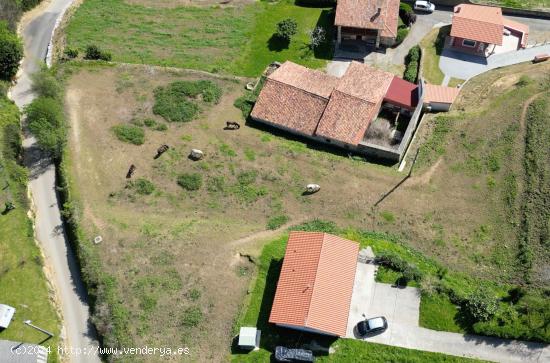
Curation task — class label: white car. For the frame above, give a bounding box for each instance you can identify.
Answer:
[414,1,435,13]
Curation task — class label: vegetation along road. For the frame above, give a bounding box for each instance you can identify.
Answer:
[9,0,101,362]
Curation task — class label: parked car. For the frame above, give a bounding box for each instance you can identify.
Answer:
[274,346,315,362]
[414,1,435,13]
[356,316,388,336]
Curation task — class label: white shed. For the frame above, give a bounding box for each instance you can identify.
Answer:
[238,327,261,350]
[0,304,15,329]
[423,83,461,112]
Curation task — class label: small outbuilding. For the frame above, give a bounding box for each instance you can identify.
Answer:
[423,83,461,112]
[238,327,261,350]
[0,304,15,329]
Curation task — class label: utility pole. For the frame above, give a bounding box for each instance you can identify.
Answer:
[24,320,54,338]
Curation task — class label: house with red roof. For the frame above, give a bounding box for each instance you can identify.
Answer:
[269,231,360,336]
[449,4,528,57]
[335,0,400,49]
[250,61,423,161]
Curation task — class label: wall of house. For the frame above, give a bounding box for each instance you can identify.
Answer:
[277,323,338,337]
[427,101,452,112]
[504,27,526,48]
[380,36,396,47]
[451,37,488,54]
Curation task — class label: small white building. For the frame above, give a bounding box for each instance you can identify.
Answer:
[0,304,15,329]
[423,83,461,112]
[238,327,261,350]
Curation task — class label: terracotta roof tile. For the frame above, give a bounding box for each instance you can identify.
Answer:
[336,62,394,103]
[451,4,503,45]
[423,83,461,104]
[269,231,359,337]
[250,79,329,136]
[335,0,400,38]
[269,61,339,99]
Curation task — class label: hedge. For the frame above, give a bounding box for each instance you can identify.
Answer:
[395,27,409,46]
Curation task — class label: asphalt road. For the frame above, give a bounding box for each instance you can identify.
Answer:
[10,1,102,362]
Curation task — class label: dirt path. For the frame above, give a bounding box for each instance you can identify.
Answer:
[520,92,545,128]
[228,217,307,248]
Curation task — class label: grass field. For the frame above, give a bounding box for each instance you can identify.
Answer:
[65,0,332,76]
[232,226,488,363]
[0,97,60,362]
[60,60,550,359]
[472,0,550,11]
[420,26,449,85]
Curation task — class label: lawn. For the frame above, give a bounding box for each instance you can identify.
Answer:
[420,26,449,85]
[232,223,487,363]
[0,97,60,361]
[472,0,550,11]
[419,293,465,334]
[65,0,333,76]
[233,1,334,76]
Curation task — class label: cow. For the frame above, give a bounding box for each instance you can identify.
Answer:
[305,184,320,194]
[154,144,170,159]
[225,121,240,130]
[126,164,136,179]
[189,149,204,160]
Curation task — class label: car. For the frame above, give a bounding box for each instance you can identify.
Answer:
[356,316,388,336]
[274,346,315,362]
[414,1,435,13]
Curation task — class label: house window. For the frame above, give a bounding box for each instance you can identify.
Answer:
[462,39,476,47]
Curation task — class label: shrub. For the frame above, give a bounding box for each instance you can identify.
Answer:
[143,118,157,128]
[404,60,418,82]
[516,75,532,87]
[406,45,420,63]
[182,306,203,327]
[375,251,408,271]
[31,68,61,99]
[267,215,289,230]
[111,124,145,145]
[464,288,499,322]
[129,178,155,195]
[276,18,298,41]
[402,264,423,282]
[177,173,202,191]
[395,27,409,46]
[2,122,22,160]
[188,288,201,301]
[64,47,79,59]
[0,22,23,80]
[399,2,413,14]
[84,44,111,61]
[155,123,167,131]
[24,97,65,158]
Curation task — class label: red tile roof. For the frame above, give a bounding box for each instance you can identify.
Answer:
[269,231,359,337]
[251,61,417,146]
[385,76,419,110]
[335,0,400,38]
[423,83,460,105]
[451,4,503,46]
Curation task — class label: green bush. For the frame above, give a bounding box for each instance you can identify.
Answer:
[155,123,168,131]
[182,306,203,327]
[153,80,221,123]
[31,68,61,99]
[143,118,157,128]
[395,27,409,46]
[64,47,79,59]
[464,288,498,322]
[0,21,23,80]
[129,178,155,195]
[111,124,145,145]
[267,215,289,230]
[3,123,22,160]
[399,2,413,14]
[404,60,418,82]
[177,173,202,191]
[406,45,420,63]
[84,44,112,61]
[276,18,298,41]
[25,97,65,158]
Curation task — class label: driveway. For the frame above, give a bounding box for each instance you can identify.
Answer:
[9,1,101,362]
[346,259,550,362]
[439,44,550,80]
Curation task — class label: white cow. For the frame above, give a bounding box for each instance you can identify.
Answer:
[190,149,204,160]
[305,184,320,194]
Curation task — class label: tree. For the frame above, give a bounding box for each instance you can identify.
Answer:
[276,18,298,41]
[465,288,499,322]
[308,26,326,50]
[0,21,23,81]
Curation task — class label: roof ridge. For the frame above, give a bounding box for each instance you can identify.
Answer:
[267,78,332,101]
[455,16,503,26]
[302,232,326,328]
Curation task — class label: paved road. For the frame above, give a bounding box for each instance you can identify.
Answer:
[346,258,550,362]
[9,1,101,363]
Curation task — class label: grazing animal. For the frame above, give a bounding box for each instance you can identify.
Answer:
[305,184,320,194]
[126,164,136,179]
[225,121,240,130]
[154,144,170,159]
[189,149,204,160]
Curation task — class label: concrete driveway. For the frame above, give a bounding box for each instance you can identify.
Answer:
[345,258,550,362]
[439,44,550,80]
